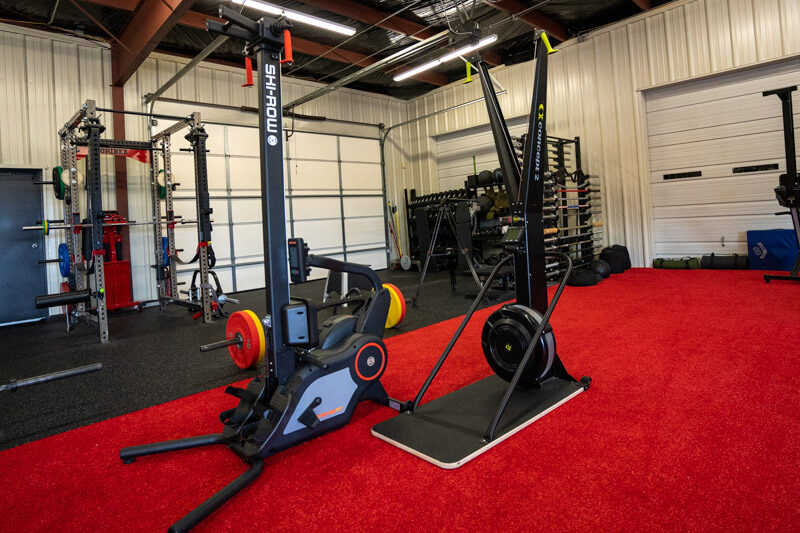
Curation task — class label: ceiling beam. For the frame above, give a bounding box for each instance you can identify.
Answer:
[84,0,446,85]
[479,0,568,42]
[111,0,195,86]
[294,0,502,66]
[631,0,651,9]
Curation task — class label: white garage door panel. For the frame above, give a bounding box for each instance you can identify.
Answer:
[209,227,231,260]
[169,154,227,194]
[293,220,342,251]
[653,200,778,219]
[290,159,339,191]
[646,91,799,136]
[645,58,800,257]
[651,175,780,206]
[173,226,198,256]
[434,117,530,191]
[347,249,387,270]
[230,198,263,223]
[340,137,380,163]
[343,197,383,218]
[235,264,266,291]
[288,132,338,160]
[649,160,792,184]
[233,224,264,258]
[650,115,800,148]
[292,197,340,220]
[649,130,788,171]
[341,162,381,191]
[645,60,800,112]
[229,157,261,190]
[654,214,784,242]
[345,217,384,246]
[228,126,261,157]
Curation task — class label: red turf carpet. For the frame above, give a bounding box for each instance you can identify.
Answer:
[1,269,799,532]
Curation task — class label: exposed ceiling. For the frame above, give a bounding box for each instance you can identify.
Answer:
[0,0,672,99]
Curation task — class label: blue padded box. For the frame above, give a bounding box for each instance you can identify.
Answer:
[747,229,799,270]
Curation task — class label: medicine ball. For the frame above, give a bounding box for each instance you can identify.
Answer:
[590,259,611,279]
[566,268,601,287]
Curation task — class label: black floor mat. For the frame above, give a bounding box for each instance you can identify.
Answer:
[0,268,508,450]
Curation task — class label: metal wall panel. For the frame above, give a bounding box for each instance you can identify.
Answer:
[645,56,800,256]
[396,0,798,267]
[0,24,115,308]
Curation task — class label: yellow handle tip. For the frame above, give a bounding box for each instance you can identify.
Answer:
[541,32,558,54]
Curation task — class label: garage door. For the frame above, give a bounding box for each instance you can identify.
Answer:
[163,116,387,292]
[435,116,528,191]
[645,57,800,257]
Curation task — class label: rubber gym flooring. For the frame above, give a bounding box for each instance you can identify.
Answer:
[0,267,503,451]
[1,268,799,531]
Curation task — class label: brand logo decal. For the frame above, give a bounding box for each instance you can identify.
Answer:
[264,63,279,136]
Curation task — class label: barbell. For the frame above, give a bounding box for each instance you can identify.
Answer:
[24,218,203,236]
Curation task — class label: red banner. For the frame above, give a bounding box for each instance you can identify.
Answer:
[76,146,150,163]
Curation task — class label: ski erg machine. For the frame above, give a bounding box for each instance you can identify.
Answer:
[120,8,405,532]
[372,32,591,468]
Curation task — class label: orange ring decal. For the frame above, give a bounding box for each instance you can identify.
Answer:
[354,342,386,381]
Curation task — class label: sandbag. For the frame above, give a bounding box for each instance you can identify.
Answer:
[653,257,701,269]
[701,253,749,270]
[566,268,602,287]
[599,247,628,274]
[609,245,632,270]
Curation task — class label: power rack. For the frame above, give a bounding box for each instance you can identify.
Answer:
[29,101,230,342]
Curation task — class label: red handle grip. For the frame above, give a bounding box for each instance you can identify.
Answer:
[281,30,293,64]
[242,56,254,87]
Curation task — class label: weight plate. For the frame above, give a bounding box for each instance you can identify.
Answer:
[400,255,412,271]
[58,243,70,278]
[226,310,265,369]
[52,166,65,200]
[383,283,406,329]
[157,169,166,199]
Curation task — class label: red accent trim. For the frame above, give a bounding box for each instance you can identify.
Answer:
[92,249,105,256]
[242,57,254,87]
[198,242,209,248]
[354,342,386,381]
[280,30,293,64]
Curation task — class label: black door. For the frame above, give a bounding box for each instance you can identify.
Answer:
[0,168,48,324]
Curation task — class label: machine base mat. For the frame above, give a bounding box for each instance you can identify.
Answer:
[371,375,584,468]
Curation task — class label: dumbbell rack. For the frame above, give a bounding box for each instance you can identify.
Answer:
[512,134,603,280]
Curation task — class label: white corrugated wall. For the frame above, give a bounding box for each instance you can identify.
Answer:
[0,25,115,299]
[397,0,800,267]
[2,0,799,304]
[0,23,411,303]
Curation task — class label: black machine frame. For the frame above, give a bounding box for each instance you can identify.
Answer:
[118,8,404,532]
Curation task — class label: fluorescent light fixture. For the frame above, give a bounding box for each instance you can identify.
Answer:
[232,0,357,36]
[394,34,498,82]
